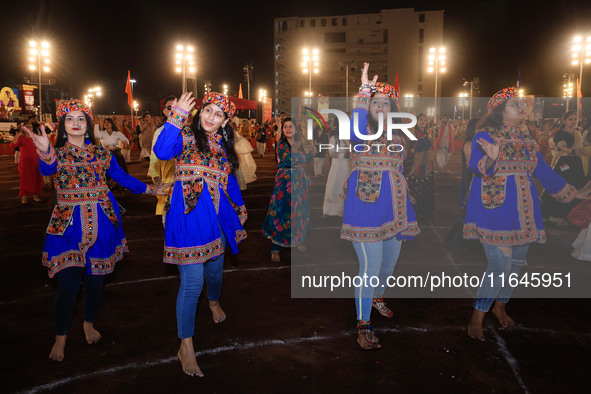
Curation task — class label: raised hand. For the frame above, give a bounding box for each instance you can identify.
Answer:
[360,62,378,88]
[476,138,499,162]
[175,92,196,113]
[23,124,50,154]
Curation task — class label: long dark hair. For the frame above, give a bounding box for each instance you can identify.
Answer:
[190,104,239,171]
[415,113,428,134]
[103,117,119,131]
[476,101,508,131]
[54,112,97,148]
[556,110,577,131]
[367,96,399,133]
[279,117,307,153]
[464,117,481,143]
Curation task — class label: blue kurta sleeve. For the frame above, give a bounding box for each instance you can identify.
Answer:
[106,154,149,194]
[38,147,57,176]
[153,122,183,161]
[469,131,496,176]
[227,173,245,206]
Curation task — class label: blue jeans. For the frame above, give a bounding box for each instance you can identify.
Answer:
[54,267,104,335]
[473,243,528,312]
[176,230,226,339]
[352,237,402,322]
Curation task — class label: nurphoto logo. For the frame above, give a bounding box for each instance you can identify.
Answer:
[304,107,418,153]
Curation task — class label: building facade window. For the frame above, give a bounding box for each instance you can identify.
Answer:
[310,19,316,27]
[419,29,424,44]
[419,13,425,23]
[325,32,346,43]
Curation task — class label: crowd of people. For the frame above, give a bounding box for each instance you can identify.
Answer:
[7,61,591,376]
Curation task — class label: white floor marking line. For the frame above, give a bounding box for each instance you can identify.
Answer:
[491,328,530,394]
[22,335,332,393]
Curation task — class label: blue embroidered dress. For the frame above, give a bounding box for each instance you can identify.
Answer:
[153,110,247,265]
[341,93,420,242]
[463,125,576,246]
[38,141,153,278]
[262,138,312,246]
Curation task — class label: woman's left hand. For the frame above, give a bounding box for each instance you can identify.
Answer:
[154,182,173,195]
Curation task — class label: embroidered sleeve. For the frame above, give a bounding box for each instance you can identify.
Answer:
[144,184,156,195]
[550,183,576,203]
[166,106,190,130]
[238,204,247,225]
[38,146,57,165]
[355,91,371,111]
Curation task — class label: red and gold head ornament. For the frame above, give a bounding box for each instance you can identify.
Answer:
[56,99,93,120]
[370,82,399,103]
[202,92,236,118]
[487,87,518,112]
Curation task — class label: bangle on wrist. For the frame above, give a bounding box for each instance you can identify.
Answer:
[359,84,375,93]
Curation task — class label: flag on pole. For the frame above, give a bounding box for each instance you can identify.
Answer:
[577,78,583,121]
[394,72,400,98]
[238,83,243,99]
[125,70,133,107]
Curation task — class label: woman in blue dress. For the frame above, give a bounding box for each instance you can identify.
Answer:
[153,91,247,377]
[341,63,419,349]
[262,117,314,262]
[463,87,591,341]
[24,99,166,362]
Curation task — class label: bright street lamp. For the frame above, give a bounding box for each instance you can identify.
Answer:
[84,86,102,113]
[28,40,50,119]
[259,89,267,102]
[223,84,228,95]
[428,46,446,121]
[302,48,320,99]
[133,100,139,117]
[175,44,196,94]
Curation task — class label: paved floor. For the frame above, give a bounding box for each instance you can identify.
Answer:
[1,147,590,394]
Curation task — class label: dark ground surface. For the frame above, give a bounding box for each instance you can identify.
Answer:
[1,147,591,394]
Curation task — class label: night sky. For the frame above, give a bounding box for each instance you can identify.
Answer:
[2,0,591,115]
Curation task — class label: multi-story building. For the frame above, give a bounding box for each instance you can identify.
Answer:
[273,8,444,115]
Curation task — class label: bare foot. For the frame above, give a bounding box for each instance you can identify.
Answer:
[178,338,204,377]
[492,302,516,328]
[83,321,102,344]
[467,309,486,341]
[49,335,67,361]
[209,301,226,323]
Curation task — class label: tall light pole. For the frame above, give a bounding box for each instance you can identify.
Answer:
[428,47,446,121]
[462,78,478,119]
[243,63,253,100]
[28,40,50,120]
[175,44,195,94]
[459,93,468,119]
[571,35,591,117]
[563,73,575,111]
[302,48,319,100]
